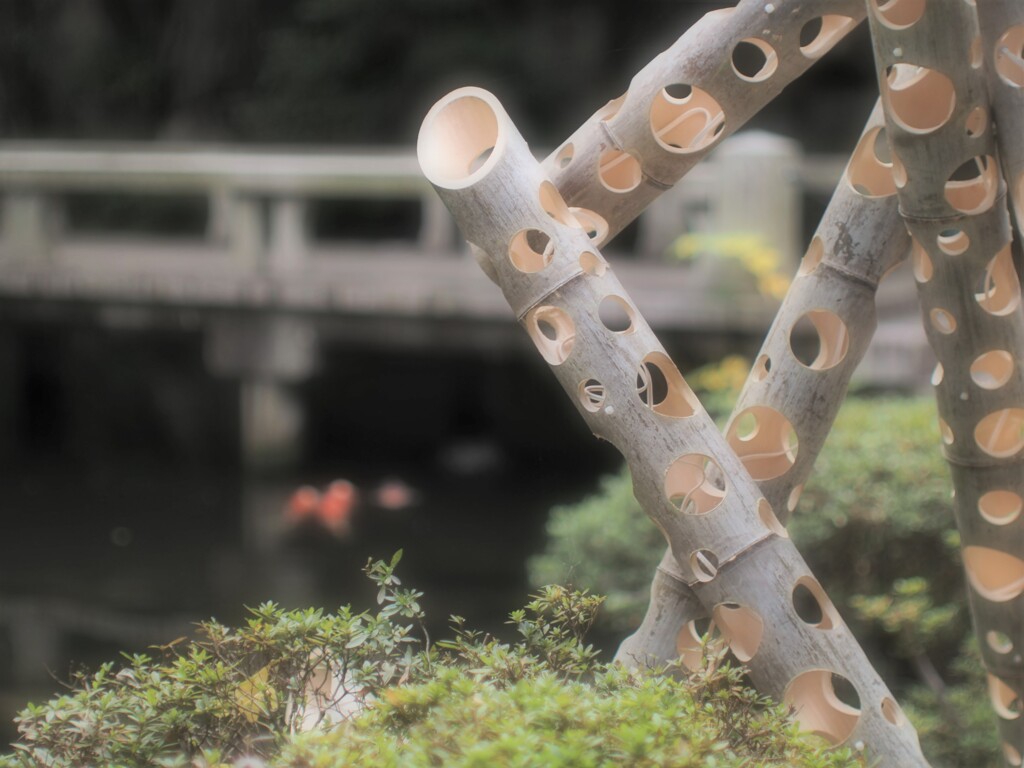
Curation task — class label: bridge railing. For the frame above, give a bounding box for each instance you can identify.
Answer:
[0,138,846,321]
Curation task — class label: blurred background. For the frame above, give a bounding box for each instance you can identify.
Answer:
[0,0,928,743]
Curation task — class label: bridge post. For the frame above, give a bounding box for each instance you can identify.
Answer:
[206,315,317,471]
[225,193,265,268]
[1,191,52,262]
[419,192,455,252]
[712,132,802,270]
[268,196,308,271]
[4,603,61,685]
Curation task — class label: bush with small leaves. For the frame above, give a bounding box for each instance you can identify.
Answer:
[1,560,862,768]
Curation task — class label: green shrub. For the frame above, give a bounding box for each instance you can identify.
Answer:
[2,557,861,768]
[528,394,1001,766]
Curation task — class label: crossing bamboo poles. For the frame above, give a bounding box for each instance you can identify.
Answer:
[418,86,928,765]
[540,0,865,245]
[866,2,1024,764]
[617,102,911,672]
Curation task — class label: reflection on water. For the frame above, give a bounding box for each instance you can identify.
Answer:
[0,319,627,746]
[0,450,610,742]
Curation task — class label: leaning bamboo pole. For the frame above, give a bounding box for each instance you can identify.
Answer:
[617,101,911,671]
[977,2,1024,238]
[419,86,928,765]
[540,0,865,244]
[866,2,1024,764]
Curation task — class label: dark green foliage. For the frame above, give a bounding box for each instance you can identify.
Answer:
[2,561,860,768]
[529,395,1001,766]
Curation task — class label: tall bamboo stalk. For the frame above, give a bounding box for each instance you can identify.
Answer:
[977,1,1024,238]
[419,86,928,765]
[866,2,1024,764]
[618,102,911,671]
[540,0,865,244]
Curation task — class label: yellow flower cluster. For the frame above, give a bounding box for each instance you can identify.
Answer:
[686,354,751,395]
[672,232,791,301]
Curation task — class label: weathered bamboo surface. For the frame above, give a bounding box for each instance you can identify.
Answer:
[618,101,911,672]
[540,0,865,244]
[866,2,1024,764]
[419,86,928,765]
[977,1,1024,237]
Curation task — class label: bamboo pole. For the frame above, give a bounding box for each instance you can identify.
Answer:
[977,2,1024,238]
[540,0,865,244]
[865,3,1024,765]
[618,101,911,671]
[418,86,929,765]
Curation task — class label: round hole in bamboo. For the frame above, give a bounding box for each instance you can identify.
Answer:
[649,84,725,154]
[911,239,933,282]
[525,305,576,366]
[752,354,772,382]
[936,228,969,256]
[792,576,840,630]
[871,0,925,29]
[976,245,1021,316]
[996,27,1024,88]
[963,546,1024,601]
[636,352,698,418]
[783,670,861,745]
[665,454,726,515]
[988,630,1015,655]
[726,406,798,481]
[758,498,788,538]
[970,350,1014,390]
[939,418,954,445]
[418,90,501,186]
[884,64,956,134]
[1018,173,1024,228]
[987,673,1023,719]
[579,250,607,276]
[676,618,721,671]
[847,126,896,198]
[578,378,606,413]
[598,295,636,334]
[975,408,1024,458]
[787,484,804,512]
[932,363,944,386]
[508,229,554,273]
[675,621,705,671]
[571,208,609,246]
[891,152,908,188]
[881,697,904,727]
[598,148,642,193]
[929,307,957,335]
[732,39,778,82]
[539,181,579,228]
[970,36,983,69]
[978,489,1023,525]
[712,603,763,663]
[689,548,720,582]
[733,411,758,442]
[800,16,855,59]
[798,237,824,276]
[946,156,998,215]
[555,143,574,169]
[789,310,850,370]
[1005,743,1023,767]
[965,107,987,138]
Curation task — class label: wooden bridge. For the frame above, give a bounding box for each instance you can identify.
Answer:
[0,136,849,351]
